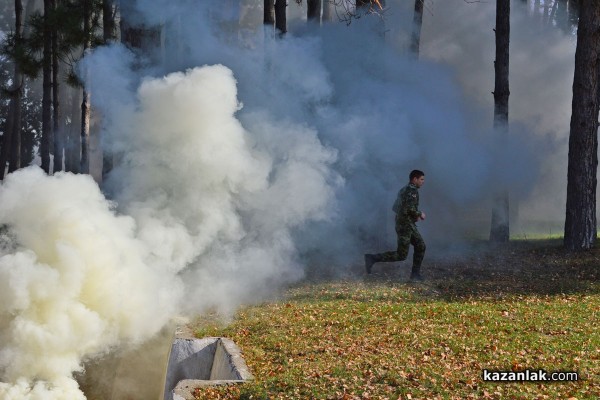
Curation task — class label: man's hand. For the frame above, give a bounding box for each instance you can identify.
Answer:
[419,212,426,221]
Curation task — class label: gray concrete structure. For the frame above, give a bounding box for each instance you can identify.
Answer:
[162,334,253,400]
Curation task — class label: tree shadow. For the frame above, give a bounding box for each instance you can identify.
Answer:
[302,239,599,301]
[413,239,599,300]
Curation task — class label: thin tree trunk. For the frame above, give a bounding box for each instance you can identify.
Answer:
[265,0,275,32]
[0,98,15,179]
[20,107,34,166]
[275,0,287,36]
[564,0,600,250]
[307,0,321,24]
[8,0,24,174]
[548,0,559,26]
[322,0,332,22]
[8,87,22,173]
[410,0,424,57]
[80,0,92,174]
[65,88,81,173]
[80,89,91,173]
[102,0,117,181]
[51,0,62,173]
[103,0,117,42]
[490,0,510,243]
[41,0,52,173]
[1,0,24,178]
[17,0,35,169]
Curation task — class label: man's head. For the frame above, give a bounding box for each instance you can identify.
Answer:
[409,169,425,188]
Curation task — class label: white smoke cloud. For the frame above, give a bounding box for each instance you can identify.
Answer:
[105,64,339,314]
[0,168,182,399]
[1,58,339,398]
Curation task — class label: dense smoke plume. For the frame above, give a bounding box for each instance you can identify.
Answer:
[0,0,577,398]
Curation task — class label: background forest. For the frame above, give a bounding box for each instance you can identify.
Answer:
[0,0,597,399]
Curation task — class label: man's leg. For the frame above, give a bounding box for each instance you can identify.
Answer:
[364,225,410,274]
[409,228,426,281]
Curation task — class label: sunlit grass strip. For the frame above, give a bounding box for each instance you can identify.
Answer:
[193,282,599,399]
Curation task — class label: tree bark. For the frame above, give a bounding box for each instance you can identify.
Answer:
[8,10,24,174]
[8,85,23,173]
[564,0,600,250]
[1,102,15,179]
[103,0,117,43]
[41,0,52,174]
[307,0,321,24]
[80,0,92,174]
[51,0,62,173]
[490,0,510,243]
[65,87,81,173]
[410,0,424,57]
[102,0,117,181]
[264,0,275,37]
[80,88,91,173]
[275,0,287,36]
[322,0,333,22]
[1,0,25,178]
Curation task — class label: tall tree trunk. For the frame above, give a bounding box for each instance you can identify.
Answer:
[8,87,23,173]
[410,0,424,57]
[51,0,62,173]
[564,0,600,250]
[41,0,52,174]
[307,0,321,24]
[65,88,81,173]
[275,0,287,37]
[1,0,24,178]
[102,0,117,181]
[80,0,92,174]
[80,90,91,173]
[264,0,275,34]
[103,0,117,42]
[17,0,35,169]
[490,0,510,243]
[556,0,570,33]
[1,102,15,179]
[8,0,24,173]
[322,0,333,22]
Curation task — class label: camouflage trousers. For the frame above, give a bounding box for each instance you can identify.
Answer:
[375,222,426,268]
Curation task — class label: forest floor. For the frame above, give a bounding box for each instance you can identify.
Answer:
[191,239,599,399]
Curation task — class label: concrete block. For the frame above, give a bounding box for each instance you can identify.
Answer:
[163,336,253,400]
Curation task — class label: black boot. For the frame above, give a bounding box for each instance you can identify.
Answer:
[410,266,423,282]
[364,254,376,274]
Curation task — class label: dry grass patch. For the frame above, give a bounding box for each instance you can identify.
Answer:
[192,240,599,399]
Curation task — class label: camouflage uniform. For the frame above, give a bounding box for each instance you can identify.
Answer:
[365,183,426,276]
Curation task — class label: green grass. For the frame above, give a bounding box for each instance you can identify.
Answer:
[191,240,599,399]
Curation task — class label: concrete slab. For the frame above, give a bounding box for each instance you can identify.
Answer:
[163,335,253,400]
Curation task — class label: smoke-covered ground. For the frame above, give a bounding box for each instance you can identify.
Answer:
[0,0,578,399]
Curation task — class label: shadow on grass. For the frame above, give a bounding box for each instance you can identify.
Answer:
[303,239,600,301]
[429,239,599,300]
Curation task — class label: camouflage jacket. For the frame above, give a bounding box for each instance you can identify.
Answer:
[392,183,422,225]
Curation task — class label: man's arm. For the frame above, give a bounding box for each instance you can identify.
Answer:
[401,188,422,221]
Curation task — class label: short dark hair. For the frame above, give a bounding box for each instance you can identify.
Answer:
[409,169,425,181]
